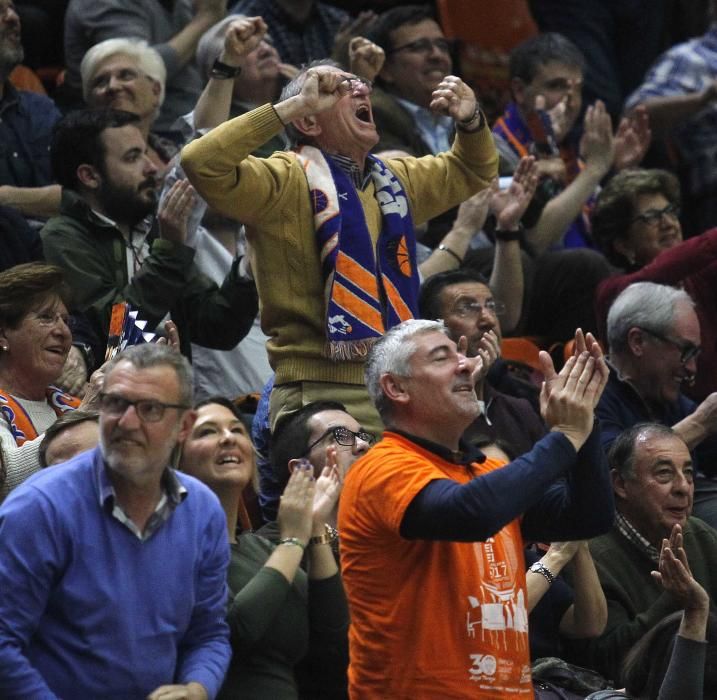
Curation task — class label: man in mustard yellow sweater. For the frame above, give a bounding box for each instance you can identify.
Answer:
[181,55,498,433]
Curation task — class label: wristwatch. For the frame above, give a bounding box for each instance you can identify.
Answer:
[210,59,241,80]
[528,561,555,585]
[309,524,339,546]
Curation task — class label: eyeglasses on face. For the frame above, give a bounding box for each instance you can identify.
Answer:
[303,426,376,456]
[389,37,453,55]
[30,310,75,331]
[339,75,373,94]
[451,299,505,319]
[629,203,680,227]
[639,328,701,365]
[98,392,189,422]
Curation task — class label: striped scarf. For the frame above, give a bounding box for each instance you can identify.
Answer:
[295,146,418,360]
[0,386,81,446]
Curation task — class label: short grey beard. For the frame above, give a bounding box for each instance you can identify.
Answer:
[0,43,23,77]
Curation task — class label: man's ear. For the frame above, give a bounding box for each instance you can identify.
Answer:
[292,115,321,139]
[611,468,628,501]
[379,372,409,406]
[76,163,102,191]
[150,78,161,99]
[177,409,197,445]
[287,458,301,475]
[626,326,645,358]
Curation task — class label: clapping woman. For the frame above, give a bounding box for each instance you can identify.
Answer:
[178,397,348,699]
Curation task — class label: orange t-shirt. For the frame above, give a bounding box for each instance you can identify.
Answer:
[338,432,533,700]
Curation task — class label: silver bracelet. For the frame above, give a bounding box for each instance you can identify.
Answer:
[278,537,306,551]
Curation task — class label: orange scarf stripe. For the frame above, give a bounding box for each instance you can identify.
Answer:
[495,117,530,158]
[382,274,414,322]
[336,250,381,300]
[333,282,385,334]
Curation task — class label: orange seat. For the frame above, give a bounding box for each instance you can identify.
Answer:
[501,337,542,371]
[500,336,545,388]
[436,0,538,120]
[9,65,46,94]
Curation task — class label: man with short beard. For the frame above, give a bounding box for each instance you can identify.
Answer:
[0,0,61,206]
[41,108,258,365]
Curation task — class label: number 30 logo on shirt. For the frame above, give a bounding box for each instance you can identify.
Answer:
[468,653,497,681]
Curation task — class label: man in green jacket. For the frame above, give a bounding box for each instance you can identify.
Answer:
[41,108,258,371]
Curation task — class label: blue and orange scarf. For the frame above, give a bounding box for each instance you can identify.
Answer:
[0,386,80,446]
[296,146,418,360]
[493,102,594,249]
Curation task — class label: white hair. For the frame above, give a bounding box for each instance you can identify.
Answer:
[606,282,695,355]
[80,37,166,108]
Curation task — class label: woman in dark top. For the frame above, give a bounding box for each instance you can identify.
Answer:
[178,397,347,699]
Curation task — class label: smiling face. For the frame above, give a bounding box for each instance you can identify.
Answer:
[179,402,254,492]
[306,65,378,163]
[614,432,694,546]
[438,281,502,357]
[99,361,193,484]
[86,53,161,122]
[617,192,683,267]
[632,300,701,405]
[380,19,452,108]
[0,295,72,392]
[390,330,479,444]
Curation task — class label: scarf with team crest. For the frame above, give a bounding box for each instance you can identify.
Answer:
[295,146,418,360]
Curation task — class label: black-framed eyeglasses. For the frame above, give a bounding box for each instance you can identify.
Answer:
[452,299,505,319]
[639,328,701,365]
[388,37,453,55]
[303,426,376,456]
[98,392,190,422]
[629,203,680,227]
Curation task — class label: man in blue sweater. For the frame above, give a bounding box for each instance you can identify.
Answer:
[0,344,231,699]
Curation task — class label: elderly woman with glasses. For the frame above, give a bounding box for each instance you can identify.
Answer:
[592,167,717,402]
[178,396,349,700]
[0,263,97,498]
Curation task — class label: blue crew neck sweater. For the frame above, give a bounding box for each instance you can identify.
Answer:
[0,446,231,699]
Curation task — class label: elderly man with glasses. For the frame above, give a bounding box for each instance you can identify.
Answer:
[182,30,498,436]
[599,281,717,529]
[0,343,231,700]
[593,167,717,404]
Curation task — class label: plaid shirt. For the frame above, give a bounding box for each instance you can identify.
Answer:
[625,25,717,196]
[614,511,660,564]
[230,0,348,67]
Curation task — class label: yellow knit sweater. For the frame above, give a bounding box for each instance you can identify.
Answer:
[181,104,498,386]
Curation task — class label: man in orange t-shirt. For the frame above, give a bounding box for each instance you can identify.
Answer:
[338,320,614,699]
